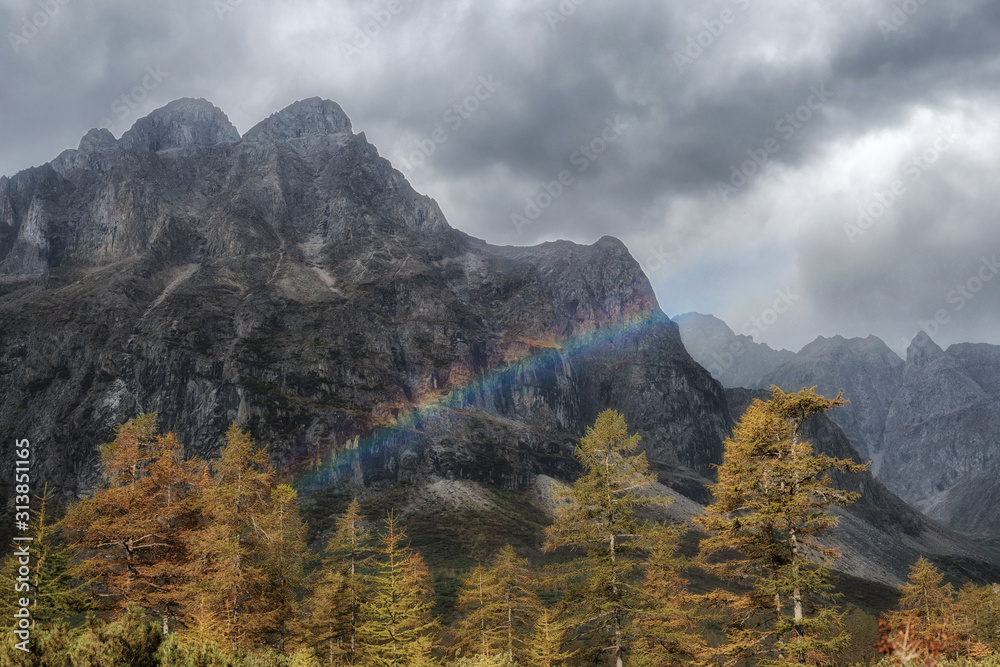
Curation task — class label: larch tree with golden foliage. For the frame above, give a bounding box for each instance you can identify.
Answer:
[453,544,541,665]
[183,424,306,652]
[63,413,206,634]
[299,498,373,665]
[359,512,438,666]
[543,409,674,667]
[695,387,868,666]
[631,526,710,666]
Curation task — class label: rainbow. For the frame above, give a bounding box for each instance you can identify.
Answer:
[294,307,671,493]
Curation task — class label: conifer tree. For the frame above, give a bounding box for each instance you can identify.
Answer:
[453,545,541,664]
[890,557,955,636]
[299,499,372,665]
[0,486,88,631]
[631,526,709,666]
[524,606,576,667]
[695,387,868,665]
[184,424,305,652]
[63,414,205,633]
[359,512,438,666]
[542,409,670,666]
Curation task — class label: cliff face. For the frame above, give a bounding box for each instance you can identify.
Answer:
[880,334,1000,539]
[0,97,730,504]
[676,314,904,462]
[678,314,1000,545]
[2,97,994,585]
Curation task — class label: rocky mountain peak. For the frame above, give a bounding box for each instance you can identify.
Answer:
[78,127,118,153]
[906,331,945,369]
[118,97,240,153]
[243,97,353,143]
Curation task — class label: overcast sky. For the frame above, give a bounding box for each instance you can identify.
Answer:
[2,0,998,356]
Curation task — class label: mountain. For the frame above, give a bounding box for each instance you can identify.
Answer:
[677,313,1000,546]
[672,313,794,388]
[0,96,729,500]
[880,334,1000,541]
[0,98,993,586]
[676,314,905,462]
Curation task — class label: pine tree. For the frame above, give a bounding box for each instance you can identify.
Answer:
[694,387,868,665]
[63,414,205,632]
[298,499,372,665]
[453,545,541,664]
[542,409,670,666]
[359,512,438,666]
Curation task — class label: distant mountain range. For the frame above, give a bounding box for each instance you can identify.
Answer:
[676,313,1000,545]
[0,97,995,588]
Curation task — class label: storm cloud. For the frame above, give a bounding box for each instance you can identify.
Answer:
[2,0,998,354]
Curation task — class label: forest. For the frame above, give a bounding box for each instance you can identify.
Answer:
[2,388,999,667]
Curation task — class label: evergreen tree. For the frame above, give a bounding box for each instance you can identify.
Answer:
[298,499,372,665]
[453,545,541,664]
[63,414,206,632]
[0,486,88,632]
[542,409,670,666]
[359,512,438,666]
[694,387,868,666]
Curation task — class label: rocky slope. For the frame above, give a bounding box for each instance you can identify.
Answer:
[880,334,1000,541]
[677,314,1000,544]
[0,98,993,585]
[0,97,729,502]
[676,314,905,462]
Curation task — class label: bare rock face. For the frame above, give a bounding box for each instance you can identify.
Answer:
[0,97,729,508]
[879,335,1000,539]
[119,97,241,152]
[675,314,904,462]
[1,97,996,584]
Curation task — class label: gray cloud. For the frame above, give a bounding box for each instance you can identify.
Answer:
[2,0,998,353]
